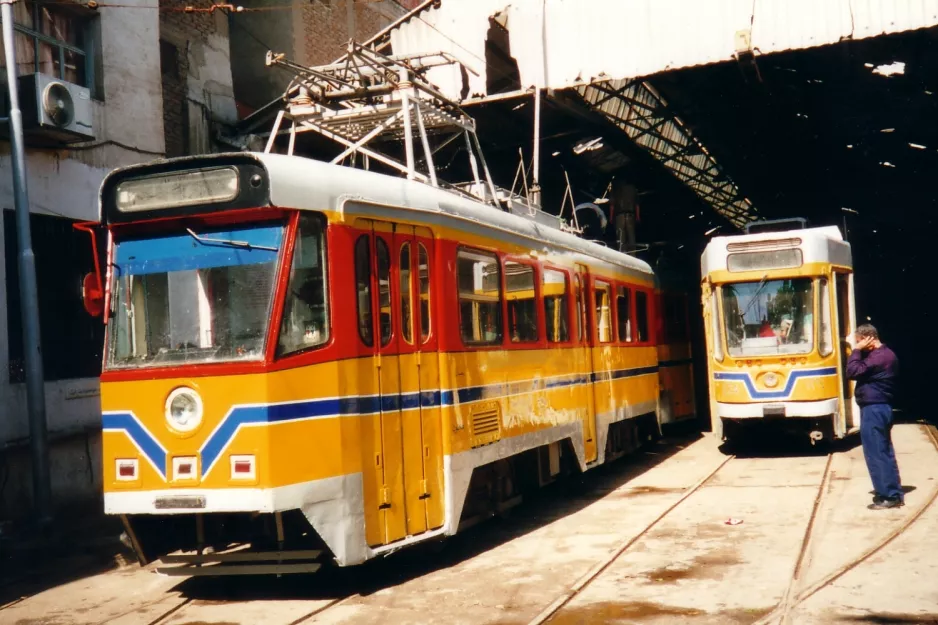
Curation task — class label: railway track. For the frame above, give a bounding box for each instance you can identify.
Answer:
[527,422,938,625]
[116,593,354,625]
[5,424,936,625]
[526,451,740,625]
[754,421,938,625]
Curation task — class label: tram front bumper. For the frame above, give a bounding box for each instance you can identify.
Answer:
[716,398,838,420]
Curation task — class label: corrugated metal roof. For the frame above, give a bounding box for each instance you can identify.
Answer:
[384,0,938,94]
[378,0,938,228]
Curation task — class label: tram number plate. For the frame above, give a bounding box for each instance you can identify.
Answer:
[154,495,206,510]
[763,404,786,418]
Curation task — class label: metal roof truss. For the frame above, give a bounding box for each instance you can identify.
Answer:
[576,79,756,228]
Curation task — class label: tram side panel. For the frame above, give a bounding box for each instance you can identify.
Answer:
[655,290,696,428]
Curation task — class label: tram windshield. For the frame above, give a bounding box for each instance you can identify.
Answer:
[721,277,815,356]
[106,222,284,369]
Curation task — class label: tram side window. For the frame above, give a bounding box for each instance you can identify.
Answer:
[419,243,431,343]
[574,275,584,342]
[505,260,538,343]
[376,238,392,346]
[543,268,569,343]
[616,286,632,343]
[636,290,649,342]
[819,277,833,357]
[354,236,374,347]
[400,242,414,344]
[278,214,330,356]
[457,248,502,345]
[594,281,613,343]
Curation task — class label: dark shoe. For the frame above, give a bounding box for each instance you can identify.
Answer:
[867,499,904,510]
[872,494,885,504]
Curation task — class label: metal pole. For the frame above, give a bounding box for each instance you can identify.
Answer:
[412,100,438,187]
[2,0,52,526]
[531,89,541,208]
[399,70,416,180]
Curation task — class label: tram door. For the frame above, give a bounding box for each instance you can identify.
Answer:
[360,219,438,545]
[574,266,598,463]
[833,271,858,431]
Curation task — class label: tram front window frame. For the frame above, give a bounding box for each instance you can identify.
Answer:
[105,220,289,370]
[719,276,818,357]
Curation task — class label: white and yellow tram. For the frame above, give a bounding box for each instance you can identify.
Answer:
[701,220,859,446]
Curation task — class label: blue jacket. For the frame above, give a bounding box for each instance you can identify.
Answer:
[846,345,898,407]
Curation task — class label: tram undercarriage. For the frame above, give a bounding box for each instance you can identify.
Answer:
[124,415,661,577]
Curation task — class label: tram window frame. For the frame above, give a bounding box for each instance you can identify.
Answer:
[456,247,503,347]
[276,213,330,357]
[399,241,414,345]
[542,266,570,344]
[574,274,584,343]
[354,235,374,347]
[504,259,539,344]
[594,280,614,344]
[418,242,431,344]
[635,289,650,343]
[616,285,632,344]
[376,237,392,347]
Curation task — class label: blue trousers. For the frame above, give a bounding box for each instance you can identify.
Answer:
[860,404,903,501]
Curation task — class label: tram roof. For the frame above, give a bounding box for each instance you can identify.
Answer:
[259,152,654,276]
[701,225,852,277]
[101,152,654,278]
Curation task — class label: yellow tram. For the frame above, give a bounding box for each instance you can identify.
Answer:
[701,219,858,446]
[78,152,696,575]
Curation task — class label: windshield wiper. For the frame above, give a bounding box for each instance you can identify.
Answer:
[739,273,770,325]
[186,228,279,252]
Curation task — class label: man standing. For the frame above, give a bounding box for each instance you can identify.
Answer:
[846,324,903,510]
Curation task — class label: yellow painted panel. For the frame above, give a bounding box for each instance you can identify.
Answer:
[398,351,429,536]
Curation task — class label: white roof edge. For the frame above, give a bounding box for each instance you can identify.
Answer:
[251,152,654,276]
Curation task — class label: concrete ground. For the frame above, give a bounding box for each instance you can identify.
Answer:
[2,423,936,625]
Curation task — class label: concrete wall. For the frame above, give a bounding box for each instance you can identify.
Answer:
[229,0,406,114]
[0,0,234,523]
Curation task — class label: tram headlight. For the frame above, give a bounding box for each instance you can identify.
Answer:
[763,372,780,388]
[165,387,203,432]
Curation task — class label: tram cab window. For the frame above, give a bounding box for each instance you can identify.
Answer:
[818,277,833,357]
[505,260,538,343]
[616,286,632,343]
[278,214,330,356]
[107,222,284,369]
[543,268,569,343]
[721,278,814,356]
[457,248,502,345]
[636,290,649,343]
[594,281,613,343]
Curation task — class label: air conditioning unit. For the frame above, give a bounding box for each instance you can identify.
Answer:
[18,73,95,143]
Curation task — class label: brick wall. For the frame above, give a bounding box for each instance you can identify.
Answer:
[230,0,405,114]
[159,0,213,157]
[302,0,401,66]
[158,0,235,156]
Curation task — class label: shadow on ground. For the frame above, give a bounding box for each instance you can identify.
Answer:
[0,506,134,607]
[167,431,705,603]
